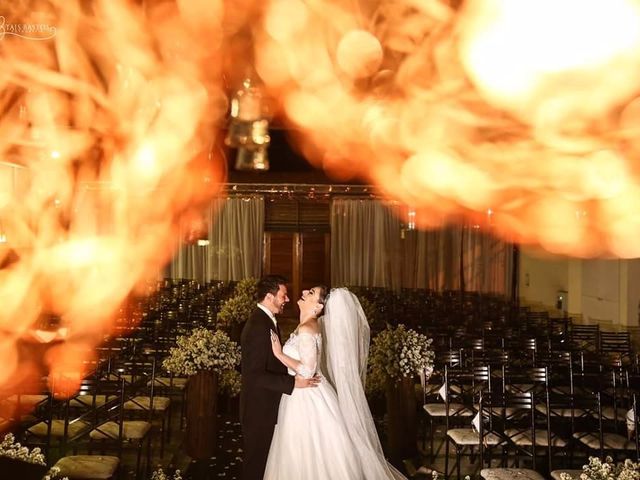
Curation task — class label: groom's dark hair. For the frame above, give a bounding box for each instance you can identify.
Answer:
[256,275,288,301]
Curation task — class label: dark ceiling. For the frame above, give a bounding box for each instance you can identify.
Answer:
[225,127,366,185]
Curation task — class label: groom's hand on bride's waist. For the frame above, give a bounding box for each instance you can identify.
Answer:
[294,375,321,389]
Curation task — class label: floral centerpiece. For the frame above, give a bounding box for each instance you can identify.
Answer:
[162,327,240,459]
[367,324,434,393]
[0,433,46,466]
[0,433,68,479]
[44,466,70,480]
[217,278,257,333]
[367,324,434,463]
[560,457,640,480]
[162,327,240,377]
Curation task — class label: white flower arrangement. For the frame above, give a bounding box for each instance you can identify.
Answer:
[0,434,69,479]
[217,278,257,328]
[44,466,70,480]
[560,457,640,480]
[0,433,46,465]
[151,467,182,480]
[367,324,434,393]
[162,327,241,377]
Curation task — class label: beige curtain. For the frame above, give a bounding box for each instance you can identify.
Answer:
[331,198,513,294]
[462,226,514,294]
[401,227,460,291]
[331,198,403,289]
[170,196,264,282]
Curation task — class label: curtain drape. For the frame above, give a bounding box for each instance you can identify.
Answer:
[331,198,513,294]
[331,199,403,289]
[169,196,264,282]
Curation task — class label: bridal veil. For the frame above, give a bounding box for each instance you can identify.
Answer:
[321,288,406,480]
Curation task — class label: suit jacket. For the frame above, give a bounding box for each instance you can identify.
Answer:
[240,307,295,429]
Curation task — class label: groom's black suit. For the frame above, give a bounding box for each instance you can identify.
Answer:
[240,307,295,480]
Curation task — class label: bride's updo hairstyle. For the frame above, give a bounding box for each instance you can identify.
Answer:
[316,285,328,306]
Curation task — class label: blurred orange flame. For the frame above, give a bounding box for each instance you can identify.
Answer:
[2,0,640,406]
[255,0,640,257]
[0,0,226,399]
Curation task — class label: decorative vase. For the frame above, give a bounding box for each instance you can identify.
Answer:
[385,376,418,463]
[186,370,218,459]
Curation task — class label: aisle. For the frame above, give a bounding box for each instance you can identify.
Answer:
[185,414,243,480]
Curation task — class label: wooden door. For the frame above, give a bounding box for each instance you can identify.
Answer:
[263,232,330,320]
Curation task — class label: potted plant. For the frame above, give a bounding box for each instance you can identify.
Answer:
[163,328,240,459]
[368,324,434,463]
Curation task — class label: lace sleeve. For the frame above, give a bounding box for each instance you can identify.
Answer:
[296,333,318,379]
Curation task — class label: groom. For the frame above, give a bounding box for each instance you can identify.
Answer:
[240,274,320,480]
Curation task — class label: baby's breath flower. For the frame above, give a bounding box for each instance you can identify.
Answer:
[217,278,257,328]
[151,467,183,480]
[561,456,640,480]
[0,433,47,466]
[163,327,240,377]
[367,324,434,394]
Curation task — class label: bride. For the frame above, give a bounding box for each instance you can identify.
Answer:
[264,286,406,480]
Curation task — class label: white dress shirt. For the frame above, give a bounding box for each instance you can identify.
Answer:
[257,303,278,329]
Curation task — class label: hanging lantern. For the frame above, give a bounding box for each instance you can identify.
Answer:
[225,78,271,171]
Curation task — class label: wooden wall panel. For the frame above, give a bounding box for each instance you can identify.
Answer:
[264,232,296,318]
[301,233,329,290]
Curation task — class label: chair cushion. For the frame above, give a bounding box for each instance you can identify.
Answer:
[105,373,133,383]
[505,429,567,447]
[90,421,151,440]
[54,455,119,479]
[28,420,90,438]
[423,403,474,417]
[447,428,501,445]
[505,384,534,394]
[599,406,627,422]
[550,386,573,395]
[149,377,187,390]
[573,432,635,450]
[550,470,583,480]
[500,407,526,418]
[481,468,546,480]
[424,384,441,395]
[124,396,170,411]
[535,404,585,417]
[70,395,115,408]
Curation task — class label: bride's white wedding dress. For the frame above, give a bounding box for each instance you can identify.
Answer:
[264,288,406,480]
[263,331,363,479]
